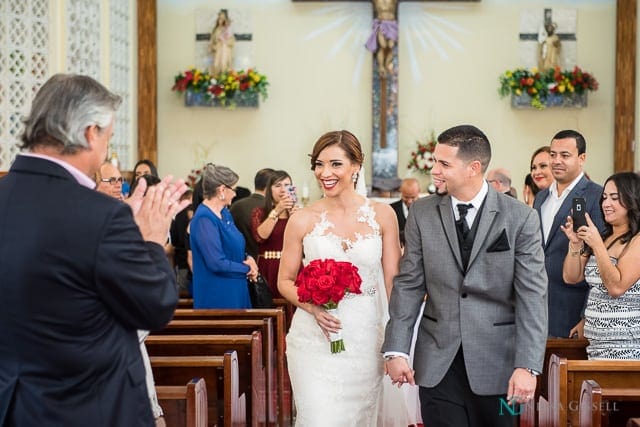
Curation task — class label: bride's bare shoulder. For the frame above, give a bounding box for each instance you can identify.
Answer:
[287,203,325,233]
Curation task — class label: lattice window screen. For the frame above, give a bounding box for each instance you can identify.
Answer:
[65,0,101,79]
[0,0,50,170]
[109,0,131,170]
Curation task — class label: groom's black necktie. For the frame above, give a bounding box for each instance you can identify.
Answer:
[456,203,473,239]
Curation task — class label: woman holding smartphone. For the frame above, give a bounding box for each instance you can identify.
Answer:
[561,172,640,359]
[251,170,299,298]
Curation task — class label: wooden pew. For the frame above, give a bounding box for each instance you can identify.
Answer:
[153,352,244,427]
[156,377,208,427]
[272,298,294,331]
[520,338,588,427]
[579,379,640,427]
[178,298,194,308]
[172,308,290,426]
[154,318,275,426]
[538,354,640,427]
[146,333,265,427]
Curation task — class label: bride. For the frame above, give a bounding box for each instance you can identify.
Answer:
[278,130,407,426]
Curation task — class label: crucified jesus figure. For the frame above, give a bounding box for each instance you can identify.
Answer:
[365,0,398,78]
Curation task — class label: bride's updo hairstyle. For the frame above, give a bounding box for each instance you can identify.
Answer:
[309,130,364,171]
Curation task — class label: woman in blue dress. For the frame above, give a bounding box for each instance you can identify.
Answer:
[190,163,258,308]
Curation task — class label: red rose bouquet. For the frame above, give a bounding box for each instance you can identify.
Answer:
[295,259,363,353]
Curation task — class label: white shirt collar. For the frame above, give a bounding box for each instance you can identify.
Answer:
[549,172,584,198]
[451,180,489,211]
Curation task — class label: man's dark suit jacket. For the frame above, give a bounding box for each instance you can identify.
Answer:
[390,199,407,246]
[533,175,604,338]
[230,193,265,258]
[0,156,178,426]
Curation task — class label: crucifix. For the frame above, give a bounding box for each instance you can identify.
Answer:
[518,8,577,71]
[293,0,480,192]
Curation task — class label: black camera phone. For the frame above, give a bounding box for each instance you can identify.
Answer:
[572,197,587,232]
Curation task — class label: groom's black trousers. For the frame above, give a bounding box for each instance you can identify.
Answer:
[419,347,517,427]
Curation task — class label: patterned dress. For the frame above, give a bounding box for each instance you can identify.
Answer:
[583,255,640,359]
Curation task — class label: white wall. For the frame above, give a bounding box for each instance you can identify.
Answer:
[157,0,620,200]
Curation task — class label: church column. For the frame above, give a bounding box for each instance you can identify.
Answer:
[614,0,636,172]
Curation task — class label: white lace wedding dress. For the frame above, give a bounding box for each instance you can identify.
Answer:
[286,201,407,426]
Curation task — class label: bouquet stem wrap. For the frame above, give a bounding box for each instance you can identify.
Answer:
[325,306,345,353]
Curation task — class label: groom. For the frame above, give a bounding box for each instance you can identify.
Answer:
[383,125,548,426]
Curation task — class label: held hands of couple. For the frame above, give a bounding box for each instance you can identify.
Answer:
[127,175,191,246]
[384,356,415,388]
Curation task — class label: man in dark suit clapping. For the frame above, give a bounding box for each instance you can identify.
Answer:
[390,177,420,247]
[0,74,190,426]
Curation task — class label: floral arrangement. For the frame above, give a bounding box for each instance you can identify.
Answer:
[407,132,437,175]
[499,66,598,109]
[172,67,269,105]
[187,166,203,189]
[295,259,362,353]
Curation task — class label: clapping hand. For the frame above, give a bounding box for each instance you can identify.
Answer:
[129,175,191,245]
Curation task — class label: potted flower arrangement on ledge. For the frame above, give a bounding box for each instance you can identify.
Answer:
[407,132,437,175]
[172,67,268,108]
[498,66,598,110]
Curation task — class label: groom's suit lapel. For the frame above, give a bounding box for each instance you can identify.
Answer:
[467,189,498,270]
[437,196,464,272]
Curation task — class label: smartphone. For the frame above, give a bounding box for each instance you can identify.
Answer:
[572,197,587,232]
[286,185,298,204]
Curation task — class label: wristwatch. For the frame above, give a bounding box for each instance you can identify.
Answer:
[525,368,540,376]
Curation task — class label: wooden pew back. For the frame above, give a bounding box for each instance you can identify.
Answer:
[579,379,640,427]
[155,318,275,425]
[156,377,208,427]
[545,354,640,426]
[153,352,244,427]
[172,308,290,426]
[521,339,589,427]
[146,333,265,427]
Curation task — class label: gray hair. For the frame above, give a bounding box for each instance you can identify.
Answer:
[20,74,122,154]
[202,163,239,199]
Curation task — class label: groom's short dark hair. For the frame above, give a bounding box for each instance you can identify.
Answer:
[437,125,492,173]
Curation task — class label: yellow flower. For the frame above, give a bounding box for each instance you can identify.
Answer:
[515,88,522,95]
[558,85,566,93]
[530,66,539,74]
[505,71,513,78]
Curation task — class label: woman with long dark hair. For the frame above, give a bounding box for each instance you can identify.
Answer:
[562,172,640,359]
[250,170,297,298]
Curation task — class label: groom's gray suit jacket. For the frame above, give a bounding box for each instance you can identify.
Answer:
[383,186,548,395]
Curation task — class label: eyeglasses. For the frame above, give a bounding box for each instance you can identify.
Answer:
[223,184,237,192]
[101,177,124,185]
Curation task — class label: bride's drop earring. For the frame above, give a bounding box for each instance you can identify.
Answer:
[352,172,358,183]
